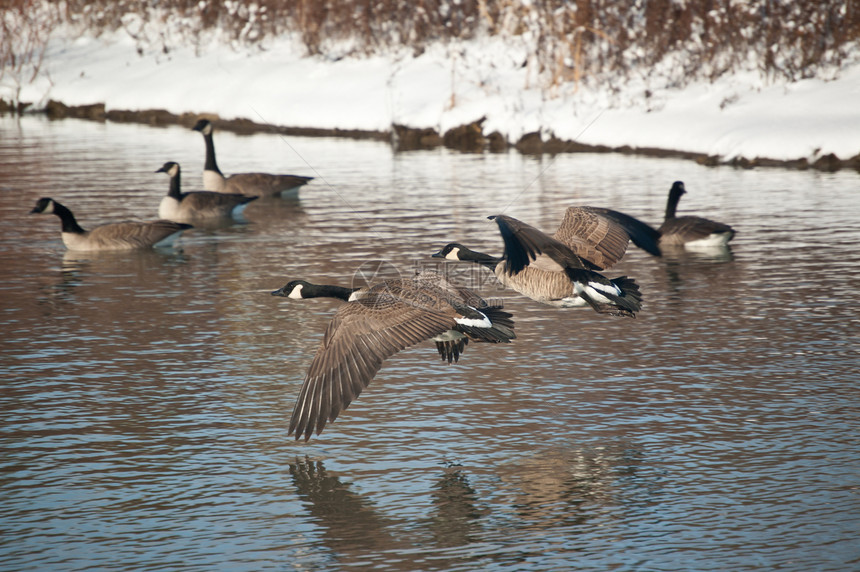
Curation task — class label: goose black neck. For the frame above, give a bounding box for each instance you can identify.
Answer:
[665,184,684,221]
[167,169,183,200]
[462,248,502,270]
[305,283,358,300]
[52,202,85,234]
[202,132,222,175]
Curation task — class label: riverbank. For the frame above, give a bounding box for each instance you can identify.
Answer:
[7,98,853,173]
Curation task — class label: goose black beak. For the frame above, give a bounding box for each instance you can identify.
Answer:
[271,287,288,297]
[431,250,445,258]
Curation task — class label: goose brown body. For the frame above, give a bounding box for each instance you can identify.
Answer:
[658,181,735,247]
[30,197,191,251]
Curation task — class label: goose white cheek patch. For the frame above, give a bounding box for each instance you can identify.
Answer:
[288,284,304,299]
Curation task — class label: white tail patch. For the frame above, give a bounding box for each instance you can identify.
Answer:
[575,281,621,304]
[686,233,733,249]
[455,310,492,328]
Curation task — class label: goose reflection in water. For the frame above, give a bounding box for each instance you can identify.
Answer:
[287,445,647,565]
[287,458,489,566]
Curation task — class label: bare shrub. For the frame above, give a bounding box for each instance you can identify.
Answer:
[7,0,860,107]
[0,0,61,107]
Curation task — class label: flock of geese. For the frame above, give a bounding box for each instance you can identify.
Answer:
[29,119,736,441]
[29,119,314,250]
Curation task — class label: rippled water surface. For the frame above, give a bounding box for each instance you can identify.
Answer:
[1,115,859,571]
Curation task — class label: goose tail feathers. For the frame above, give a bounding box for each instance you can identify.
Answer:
[565,269,643,318]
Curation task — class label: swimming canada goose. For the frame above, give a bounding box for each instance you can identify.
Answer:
[271,271,516,440]
[155,161,258,222]
[191,119,313,197]
[658,181,735,247]
[434,208,648,317]
[30,197,192,251]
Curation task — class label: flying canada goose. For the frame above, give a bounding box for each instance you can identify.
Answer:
[271,271,516,440]
[658,181,735,247]
[155,161,258,222]
[434,208,649,317]
[191,119,313,197]
[30,197,192,251]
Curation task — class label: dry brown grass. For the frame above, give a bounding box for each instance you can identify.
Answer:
[4,0,859,102]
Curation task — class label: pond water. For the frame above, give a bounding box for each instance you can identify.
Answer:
[1,115,858,571]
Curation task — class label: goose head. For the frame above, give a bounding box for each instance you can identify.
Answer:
[156,161,180,177]
[192,119,213,136]
[433,243,499,264]
[30,197,56,215]
[272,280,311,299]
[669,181,686,200]
[433,243,468,260]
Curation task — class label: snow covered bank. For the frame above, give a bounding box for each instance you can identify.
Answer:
[6,29,860,169]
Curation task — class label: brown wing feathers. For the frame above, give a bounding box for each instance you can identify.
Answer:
[575,206,662,258]
[552,207,635,269]
[88,220,190,249]
[289,296,457,440]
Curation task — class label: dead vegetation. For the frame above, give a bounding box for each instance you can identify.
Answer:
[13,0,858,90]
[0,0,61,110]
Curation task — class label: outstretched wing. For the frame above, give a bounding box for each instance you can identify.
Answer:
[489,214,598,276]
[289,293,455,440]
[553,206,660,268]
[574,206,662,258]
